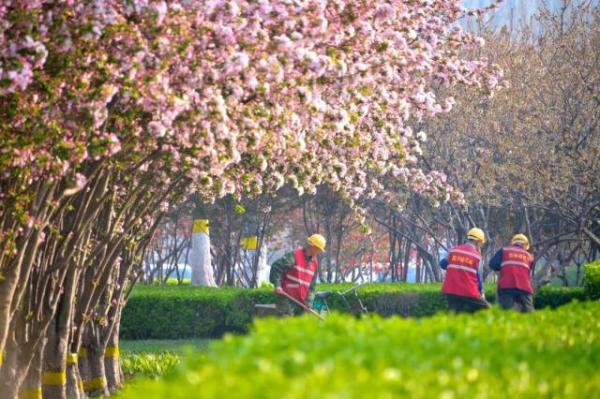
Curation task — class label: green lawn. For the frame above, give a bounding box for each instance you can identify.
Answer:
[121,339,214,380]
[121,338,212,354]
[122,300,600,398]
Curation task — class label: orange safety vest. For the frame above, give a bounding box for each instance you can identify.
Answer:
[442,244,481,298]
[499,245,534,294]
[281,248,318,304]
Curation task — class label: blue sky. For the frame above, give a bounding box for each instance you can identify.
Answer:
[461,0,598,29]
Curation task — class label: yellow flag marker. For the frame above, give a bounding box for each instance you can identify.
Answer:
[241,236,258,250]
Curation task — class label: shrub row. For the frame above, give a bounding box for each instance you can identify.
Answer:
[583,259,600,300]
[120,282,586,340]
[121,300,600,398]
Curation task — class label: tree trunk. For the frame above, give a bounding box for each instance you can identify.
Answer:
[0,335,20,399]
[402,241,411,282]
[0,311,43,399]
[19,348,43,399]
[0,231,40,363]
[66,352,84,399]
[79,323,110,399]
[191,219,216,286]
[79,344,109,397]
[42,320,68,399]
[104,322,123,394]
[77,346,91,395]
[256,242,269,286]
[43,267,79,399]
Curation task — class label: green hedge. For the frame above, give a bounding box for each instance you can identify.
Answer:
[120,286,272,339]
[121,283,586,340]
[121,300,600,398]
[583,259,600,300]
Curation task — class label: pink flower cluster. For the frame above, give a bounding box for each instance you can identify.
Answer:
[1,0,502,225]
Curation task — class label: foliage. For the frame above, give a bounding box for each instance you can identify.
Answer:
[583,259,600,300]
[533,286,587,309]
[121,339,212,354]
[121,339,212,381]
[121,300,600,398]
[120,286,261,339]
[121,352,181,380]
[121,283,586,339]
[406,0,600,287]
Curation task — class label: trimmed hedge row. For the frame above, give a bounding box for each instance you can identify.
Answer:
[120,283,586,340]
[121,286,271,339]
[121,300,600,398]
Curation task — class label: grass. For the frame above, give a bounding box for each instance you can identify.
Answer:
[121,300,600,398]
[120,339,213,380]
[121,339,212,354]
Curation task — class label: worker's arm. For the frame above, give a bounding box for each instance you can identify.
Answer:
[307,271,318,306]
[488,249,503,272]
[528,253,535,276]
[439,257,449,270]
[269,252,295,288]
[477,265,483,296]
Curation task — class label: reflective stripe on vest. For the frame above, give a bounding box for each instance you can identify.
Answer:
[286,274,311,287]
[501,260,530,269]
[447,264,478,274]
[294,266,315,276]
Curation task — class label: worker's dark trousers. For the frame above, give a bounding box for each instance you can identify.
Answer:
[445,294,491,313]
[275,295,305,316]
[498,289,534,313]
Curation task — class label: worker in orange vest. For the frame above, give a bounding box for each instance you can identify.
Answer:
[489,234,535,312]
[440,228,491,313]
[269,234,326,316]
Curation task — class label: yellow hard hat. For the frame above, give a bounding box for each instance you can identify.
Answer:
[467,227,486,244]
[307,234,326,252]
[510,234,530,250]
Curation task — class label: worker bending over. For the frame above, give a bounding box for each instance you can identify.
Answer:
[489,234,535,313]
[269,234,326,316]
[440,228,491,313]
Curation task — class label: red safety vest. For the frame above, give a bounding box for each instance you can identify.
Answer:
[442,244,481,298]
[281,248,318,304]
[499,245,534,294]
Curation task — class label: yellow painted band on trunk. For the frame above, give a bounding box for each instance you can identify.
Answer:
[77,379,84,392]
[104,346,120,358]
[193,219,209,233]
[20,387,42,399]
[42,371,67,386]
[78,347,88,358]
[83,376,106,391]
[67,353,78,365]
[0,350,4,367]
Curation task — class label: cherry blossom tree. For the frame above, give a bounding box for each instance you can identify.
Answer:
[0,1,502,396]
